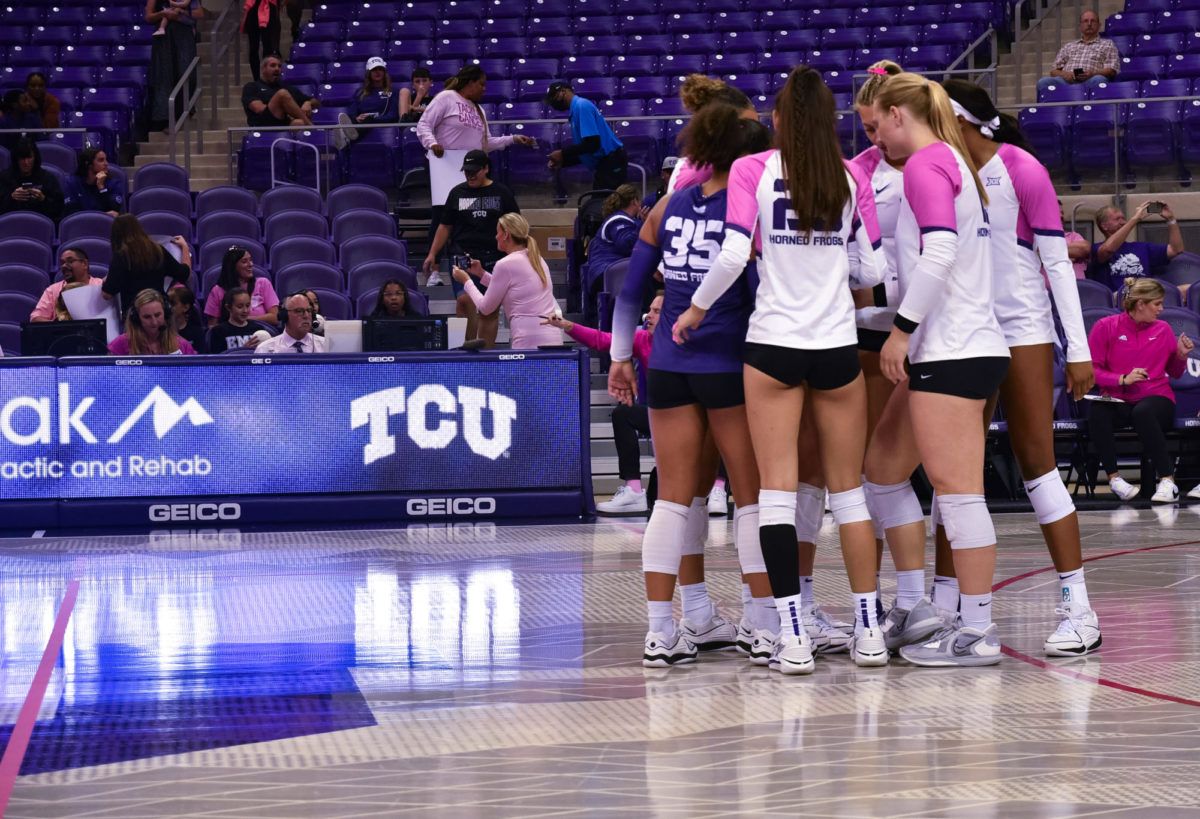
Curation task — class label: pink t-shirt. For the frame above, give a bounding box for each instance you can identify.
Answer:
[108,335,196,355]
[31,277,105,322]
[415,89,514,152]
[203,276,279,320]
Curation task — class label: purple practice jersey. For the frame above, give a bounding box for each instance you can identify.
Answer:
[650,185,754,373]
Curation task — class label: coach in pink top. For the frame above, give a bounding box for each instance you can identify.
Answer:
[1088,277,1195,503]
[451,213,562,350]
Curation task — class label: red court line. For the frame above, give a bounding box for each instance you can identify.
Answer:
[994,537,1200,707]
[0,579,80,816]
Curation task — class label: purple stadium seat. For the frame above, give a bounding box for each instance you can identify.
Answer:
[819,27,869,52]
[1103,11,1158,38]
[578,35,625,57]
[111,43,151,67]
[771,29,823,53]
[436,17,479,39]
[260,185,323,220]
[1118,56,1165,82]
[808,50,852,72]
[36,26,80,47]
[664,12,711,33]
[502,122,562,185]
[327,184,389,220]
[1070,104,1122,174]
[0,293,38,325]
[0,239,52,272]
[1184,32,1200,53]
[618,75,669,100]
[1037,82,1087,103]
[710,52,757,75]
[1077,279,1116,310]
[481,37,526,59]
[308,287,352,319]
[475,57,512,78]
[271,236,337,272]
[644,97,687,118]
[483,16,526,39]
[945,1,992,25]
[1,7,45,25]
[347,260,419,298]
[526,16,572,38]
[721,31,772,55]
[36,142,76,175]
[299,20,346,41]
[332,209,398,245]
[659,53,708,77]
[68,236,111,267]
[1133,32,1187,59]
[618,13,665,36]
[339,235,409,272]
[494,100,548,120]
[0,321,20,355]
[357,287,429,318]
[78,24,127,46]
[1167,54,1200,79]
[0,265,51,298]
[809,7,856,28]
[0,212,55,247]
[516,77,554,102]
[1019,106,1070,171]
[384,35,433,61]
[574,14,616,36]
[136,210,191,242]
[1126,101,1182,170]
[1181,99,1200,164]
[608,53,656,76]
[289,40,339,63]
[923,21,980,47]
[0,146,9,175]
[443,0,486,21]
[512,57,560,80]
[59,44,107,67]
[528,35,576,58]
[238,133,289,192]
[853,7,901,28]
[275,262,344,295]
[481,78,517,103]
[196,211,260,248]
[562,54,610,78]
[572,76,619,101]
[613,120,662,174]
[58,211,114,244]
[48,65,97,90]
[666,32,711,56]
[194,186,257,221]
[1142,78,1194,99]
[128,186,191,220]
[1086,81,1141,102]
[871,25,924,48]
[199,237,265,272]
[133,162,188,192]
[597,99,645,119]
[264,209,330,248]
[421,58,466,82]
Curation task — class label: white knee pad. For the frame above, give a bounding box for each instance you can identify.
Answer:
[642,500,689,575]
[861,474,884,540]
[864,480,924,531]
[734,503,766,574]
[937,494,996,551]
[1024,469,1075,525]
[794,482,825,543]
[758,488,797,527]
[929,491,941,530]
[829,486,872,526]
[681,497,708,556]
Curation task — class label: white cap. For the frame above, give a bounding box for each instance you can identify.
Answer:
[366,56,387,72]
[662,156,679,171]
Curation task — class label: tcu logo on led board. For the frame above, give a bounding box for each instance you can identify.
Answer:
[350,385,517,465]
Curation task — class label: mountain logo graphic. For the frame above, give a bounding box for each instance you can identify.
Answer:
[106,387,214,443]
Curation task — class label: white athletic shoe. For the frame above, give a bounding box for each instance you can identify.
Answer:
[642,630,698,667]
[425,270,445,287]
[332,112,357,151]
[899,622,1002,667]
[851,627,889,667]
[596,485,648,514]
[803,605,851,653]
[880,598,945,652]
[1188,484,1200,501]
[707,484,728,516]
[768,629,815,675]
[1044,605,1102,657]
[1151,478,1179,504]
[735,617,753,656]
[681,613,737,651]
[1108,475,1139,502]
[809,605,854,635]
[747,628,776,666]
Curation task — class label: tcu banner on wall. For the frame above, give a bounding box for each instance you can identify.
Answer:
[0,350,593,528]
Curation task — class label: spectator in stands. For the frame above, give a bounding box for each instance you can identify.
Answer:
[585,184,642,308]
[0,138,64,221]
[242,0,281,82]
[146,0,200,130]
[102,214,191,316]
[203,246,280,327]
[424,149,520,345]
[256,291,329,352]
[302,289,326,334]
[452,213,563,350]
[168,285,207,353]
[242,56,318,127]
[109,288,197,355]
[417,65,535,161]
[545,292,663,513]
[24,73,59,130]
[1088,277,1195,503]
[1060,199,1091,278]
[1087,202,1185,289]
[368,279,413,319]
[284,0,304,42]
[643,156,677,210]
[545,80,627,189]
[62,147,125,217]
[332,57,400,151]
[31,247,104,322]
[1036,10,1119,95]
[0,90,42,152]
[400,67,433,123]
[208,287,274,352]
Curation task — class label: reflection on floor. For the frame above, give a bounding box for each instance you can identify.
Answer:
[2,508,1200,818]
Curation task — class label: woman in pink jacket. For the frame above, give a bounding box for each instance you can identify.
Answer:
[452,213,563,349]
[1088,277,1195,503]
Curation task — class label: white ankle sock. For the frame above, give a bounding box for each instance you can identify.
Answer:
[647,600,674,635]
[774,594,804,636]
[895,569,925,609]
[960,592,992,631]
[1057,567,1090,609]
[753,596,780,632]
[680,581,714,623]
[931,575,960,613]
[853,590,880,631]
[799,575,814,608]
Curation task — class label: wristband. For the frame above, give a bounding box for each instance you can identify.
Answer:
[1167,219,1178,226]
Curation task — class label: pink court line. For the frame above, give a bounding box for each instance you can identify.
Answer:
[994,537,1200,708]
[0,579,80,816]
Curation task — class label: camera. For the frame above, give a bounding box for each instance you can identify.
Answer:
[1147,202,1164,215]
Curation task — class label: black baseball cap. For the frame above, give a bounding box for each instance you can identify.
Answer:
[543,79,570,104]
[461,149,490,171]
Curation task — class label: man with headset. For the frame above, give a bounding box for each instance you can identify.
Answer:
[256,292,329,353]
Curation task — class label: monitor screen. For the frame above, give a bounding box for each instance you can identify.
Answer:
[363,319,447,352]
[20,320,109,357]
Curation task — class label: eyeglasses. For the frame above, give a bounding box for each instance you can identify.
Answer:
[288,307,314,315]
[60,257,80,266]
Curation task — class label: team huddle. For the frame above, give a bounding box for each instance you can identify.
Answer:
[608,63,1101,672]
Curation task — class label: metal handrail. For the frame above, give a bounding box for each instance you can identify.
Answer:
[269,137,322,192]
[167,55,201,169]
[208,0,242,130]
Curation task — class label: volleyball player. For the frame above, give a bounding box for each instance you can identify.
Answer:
[941,79,1100,656]
[862,73,1010,667]
[608,103,775,667]
[674,66,889,673]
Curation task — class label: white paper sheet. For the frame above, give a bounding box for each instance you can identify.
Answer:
[429,148,469,208]
[61,286,122,342]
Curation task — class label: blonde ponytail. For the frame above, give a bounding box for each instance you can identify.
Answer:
[498,213,549,290]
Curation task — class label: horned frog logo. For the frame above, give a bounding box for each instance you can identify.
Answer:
[1110,252,1146,279]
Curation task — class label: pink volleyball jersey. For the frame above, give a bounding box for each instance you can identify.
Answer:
[719,148,885,349]
[894,142,1008,364]
[979,143,1090,362]
[850,145,903,333]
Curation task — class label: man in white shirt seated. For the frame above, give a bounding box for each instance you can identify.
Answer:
[256,292,329,353]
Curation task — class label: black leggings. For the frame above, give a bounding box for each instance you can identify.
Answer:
[612,402,650,481]
[246,0,281,81]
[1088,395,1175,479]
